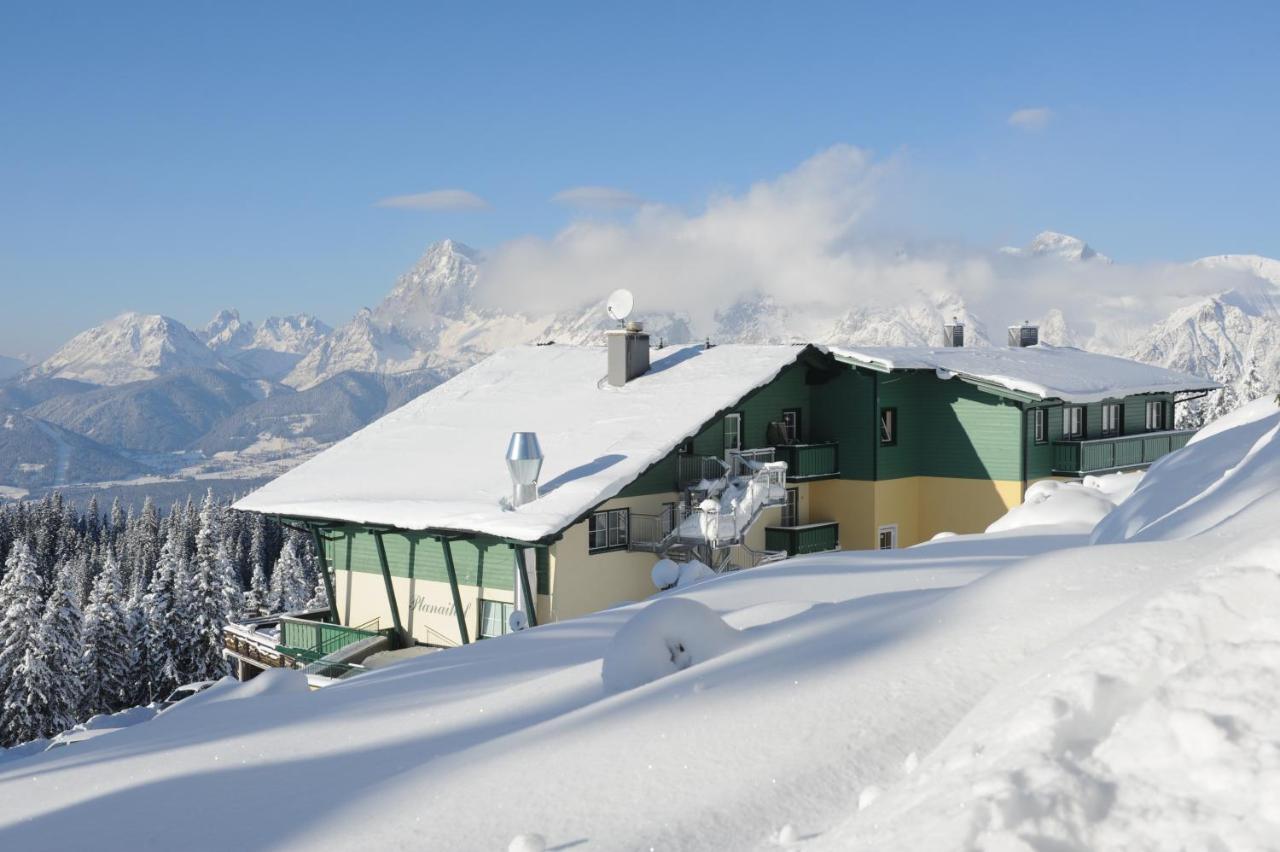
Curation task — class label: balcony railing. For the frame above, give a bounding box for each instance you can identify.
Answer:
[772,442,839,480]
[1052,429,1196,475]
[765,521,840,556]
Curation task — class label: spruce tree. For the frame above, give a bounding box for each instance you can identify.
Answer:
[143,524,185,698]
[269,536,309,613]
[80,555,131,717]
[183,492,235,681]
[0,542,46,746]
[5,574,84,742]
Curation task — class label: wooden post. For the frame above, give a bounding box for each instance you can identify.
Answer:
[310,526,339,625]
[372,531,405,643]
[439,537,470,645]
[512,545,538,627]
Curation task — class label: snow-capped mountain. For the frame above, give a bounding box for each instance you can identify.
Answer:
[1126,267,1280,425]
[27,313,227,386]
[203,310,332,382]
[286,240,998,389]
[1001,230,1112,264]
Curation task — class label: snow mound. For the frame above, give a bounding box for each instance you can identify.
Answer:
[507,832,546,852]
[1188,396,1280,445]
[162,669,308,716]
[1093,402,1280,544]
[601,598,743,693]
[986,472,1140,533]
[651,558,680,591]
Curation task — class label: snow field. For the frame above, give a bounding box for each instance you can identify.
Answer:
[0,402,1277,850]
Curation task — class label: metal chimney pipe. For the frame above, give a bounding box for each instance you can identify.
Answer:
[506,432,544,507]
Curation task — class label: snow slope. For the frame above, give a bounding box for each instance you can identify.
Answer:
[2,403,1278,850]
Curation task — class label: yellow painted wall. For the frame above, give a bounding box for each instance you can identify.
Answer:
[548,493,678,622]
[807,479,876,550]
[332,568,549,647]
[802,476,1024,551]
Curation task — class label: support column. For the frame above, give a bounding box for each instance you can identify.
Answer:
[372,531,406,643]
[439,537,470,645]
[310,526,339,625]
[511,545,538,627]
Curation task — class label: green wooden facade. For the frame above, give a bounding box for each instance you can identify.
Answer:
[317,526,550,595]
[1023,395,1175,479]
[766,522,840,556]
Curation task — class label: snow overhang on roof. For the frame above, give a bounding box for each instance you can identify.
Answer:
[234,343,819,542]
[830,344,1221,404]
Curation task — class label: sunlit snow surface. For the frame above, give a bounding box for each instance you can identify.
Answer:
[1,403,1278,850]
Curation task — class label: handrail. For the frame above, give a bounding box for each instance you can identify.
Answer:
[1059,428,1195,447]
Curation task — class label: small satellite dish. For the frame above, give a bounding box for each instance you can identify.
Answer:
[606,288,634,324]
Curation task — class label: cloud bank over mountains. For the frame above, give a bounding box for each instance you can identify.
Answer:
[473,144,1253,347]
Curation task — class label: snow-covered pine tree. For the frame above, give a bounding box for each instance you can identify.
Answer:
[5,572,84,743]
[144,522,185,698]
[0,542,46,746]
[80,554,132,717]
[269,535,310,613]
[244,517,270,613]
[182,491,234,681]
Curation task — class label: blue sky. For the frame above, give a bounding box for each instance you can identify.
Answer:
[3,1,1279,356]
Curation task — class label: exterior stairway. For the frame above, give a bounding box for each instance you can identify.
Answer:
[631,449,789,571]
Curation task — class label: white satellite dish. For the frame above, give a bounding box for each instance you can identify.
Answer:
[606,288,634,324]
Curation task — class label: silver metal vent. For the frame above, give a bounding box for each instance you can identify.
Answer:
[506,432,544,507]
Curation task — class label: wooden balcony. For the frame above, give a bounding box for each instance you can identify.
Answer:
[765,521,839,556]
[771,442,840,481]
[1052,429,1195,476]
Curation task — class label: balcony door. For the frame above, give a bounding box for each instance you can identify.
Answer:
[723,412,743,461]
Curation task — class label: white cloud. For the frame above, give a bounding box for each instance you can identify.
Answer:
[551,186,646,210]
[374,189,488,210]
[474,144,1242,346]
[1008,107,1053,130]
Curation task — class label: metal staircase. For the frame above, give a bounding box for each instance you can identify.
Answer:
[631,449,789,571]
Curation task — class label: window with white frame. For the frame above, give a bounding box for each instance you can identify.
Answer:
[877,524,898,550]
[478,599,513,638]
[1033,408,1047,444]
[588,508,629,554]
[1101,403,1122,438]
[1145,400,1165,431]
[723,412,743,455]
[1063,406,1084,439]
[782,487,800,527]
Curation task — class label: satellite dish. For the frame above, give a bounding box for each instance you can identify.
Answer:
[606,288,634,324]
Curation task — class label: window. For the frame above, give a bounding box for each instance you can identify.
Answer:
[677,438,694,455]
[478,599,514,639]
[723,412,743,455]
[782,488,800,527]
[1063,406,1084,440]
[588,508,629,554]
[879,407,897,445]
[1101,403,1122,438]
[1033,409,1047,444]
[877,524,898,550]
[1145,400,1166,431]
[781,409,801,444]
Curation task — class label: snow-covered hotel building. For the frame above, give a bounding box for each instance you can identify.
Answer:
[229,323,1216,671]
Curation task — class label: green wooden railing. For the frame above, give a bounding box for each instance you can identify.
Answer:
[1052,429,1195,475]
[278,617,389,663]
[765,522,840,556]
[772,442,840,480]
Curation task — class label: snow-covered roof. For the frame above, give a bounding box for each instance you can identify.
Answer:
[830,344,1219,403]
[234,343,812,541]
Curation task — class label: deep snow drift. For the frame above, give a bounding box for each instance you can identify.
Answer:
[0,403,1278,850]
